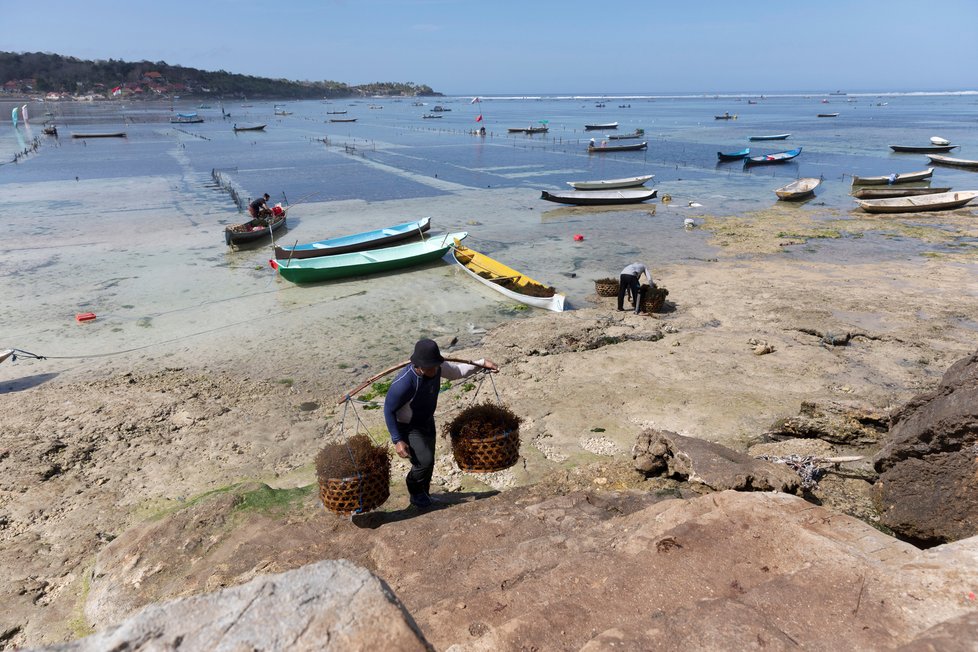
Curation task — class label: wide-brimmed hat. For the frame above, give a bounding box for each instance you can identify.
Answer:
[410,338,444,368]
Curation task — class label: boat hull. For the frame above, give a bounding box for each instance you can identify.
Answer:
[588,141,647,153]
[717,148,750,161]
[585,123,618,130]
[71,132,127,138]
[744,147,802,166]
[225,214,287,245]
[567,174,654,190]
[274,217,431,260]
[926,155,978,170]
[541,189,657,206]
[856,191,978,214]
[851,168,934,185]
[890,145,957,153]
[749,134,791,141]
[775,178,821,200]
[453,244,565,312]
[274,232,466,283]
[851,187,951,199]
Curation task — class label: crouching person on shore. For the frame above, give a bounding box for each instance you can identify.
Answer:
[383,339,498,509]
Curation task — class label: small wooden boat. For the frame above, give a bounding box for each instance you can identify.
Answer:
[926,154,978,170]
[608,129,644,140]
[329,118,358,123]
[273,217,431,260]
[744,147,802,166]
[717,147,750,161]
[171,112,204,124]
[817,113,840,118]
[453,241,565,312]
[42,125,58,136]
[775,178,821,200]
[431,106,451,112]
[567,174,654,190]
[326,111,347,115]
[714,113,737,120]
[233,123,266,132]
[71,132,127,138]
[930,136,950,146]
[584,122,618,130]
[540,188,657,205]
[851,187,952,199]
[507,126,549,134]
[271,231,467,283]
[855,190,978,214]
[225,212,287,246]
[890,144,958,153]
[851,168,934,186]
[422,114,443,119]
[749,133,791,141]
[587,141,648,153]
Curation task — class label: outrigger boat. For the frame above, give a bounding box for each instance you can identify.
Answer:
[452,241,565,312]
[271,231,466,283]
[744,147,802,166]
[587,141,647,153]
[540,188,657,205]
[273,217,431,260]
[225,211,287,246]
[232,123,266,132]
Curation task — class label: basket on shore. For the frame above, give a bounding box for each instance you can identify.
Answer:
[445,402,522,473]
[639,284,670,313]
[316,434,391,515]
[594,277,619,297]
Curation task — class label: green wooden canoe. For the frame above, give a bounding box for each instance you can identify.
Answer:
[272,231,467,283]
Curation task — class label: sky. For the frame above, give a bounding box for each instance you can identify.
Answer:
[5,0,977,95]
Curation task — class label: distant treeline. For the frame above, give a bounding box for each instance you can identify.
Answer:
[0,51,440,98]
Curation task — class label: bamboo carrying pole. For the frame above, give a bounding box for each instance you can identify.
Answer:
[338,357,496,405]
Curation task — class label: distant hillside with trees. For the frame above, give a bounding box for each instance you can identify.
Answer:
[0,51,440,99]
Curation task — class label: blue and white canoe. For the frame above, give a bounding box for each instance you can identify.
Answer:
[273,217,431,260]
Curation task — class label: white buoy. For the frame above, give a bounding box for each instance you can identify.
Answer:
[930,136,950,146]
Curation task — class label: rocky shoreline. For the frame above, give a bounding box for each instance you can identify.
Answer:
[3,214,978,648]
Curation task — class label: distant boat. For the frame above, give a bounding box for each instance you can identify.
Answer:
[42,125,58,136]
[329,118,358,123]
[71,132,127,138]
[233,123,266,132]
[452,241,565,312]
[271,231,467,283]
[851,168,934,186]
[422,114,443,119]
[608,128,644,140]
[851,187,952,199]
[540,188,657,205]
[930,136,950,146]
[829,90,847,96]
[567,174,654,190]
[926,154,978,170]
[171,112,204,124]
[587,141,647,153]
[507,126,549,134]
[326,111,347,115]
[273,217,431,260]
[817,113,840,118]
[717,147,750,161]
[749,133,791,141]
[775,177,821,200]
[890,144,958,153]
[584,122,618,130]
[855,191,978,214]
[744,147,802,166]
[431,105,451,112]
[714,113,737,120]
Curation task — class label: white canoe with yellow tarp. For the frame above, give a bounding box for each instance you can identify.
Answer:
[452,241,565,312]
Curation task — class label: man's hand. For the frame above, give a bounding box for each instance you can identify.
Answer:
[482,359,500,373]
[394,441,411,458]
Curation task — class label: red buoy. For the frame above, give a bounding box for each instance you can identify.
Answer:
[76,312,97,322]
[573,234,584,241]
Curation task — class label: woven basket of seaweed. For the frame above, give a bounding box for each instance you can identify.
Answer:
[594,277,619,297]
[445,402,522,473]
[316,434,391,515]
[639,285,669,314]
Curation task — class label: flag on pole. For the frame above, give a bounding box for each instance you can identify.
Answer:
[111,86,122,96]
[475,114,483,123]
[470,96,480,104]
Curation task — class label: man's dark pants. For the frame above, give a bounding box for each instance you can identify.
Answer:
[404,425,436,501]
[618,273,641,313]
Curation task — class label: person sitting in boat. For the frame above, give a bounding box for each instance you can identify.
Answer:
[479,126,486,136]
[618,262,653,314]
[248,193,273,222]
[589,137,596,149]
